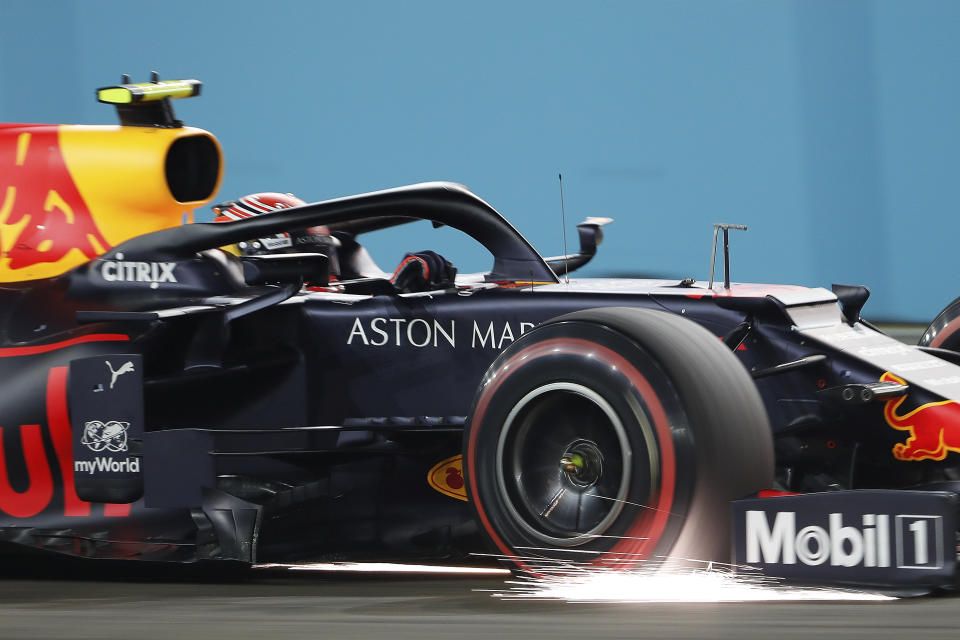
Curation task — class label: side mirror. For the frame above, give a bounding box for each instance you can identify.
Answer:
[544,217,614,276]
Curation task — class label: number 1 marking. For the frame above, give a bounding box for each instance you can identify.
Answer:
[908,519,929,565]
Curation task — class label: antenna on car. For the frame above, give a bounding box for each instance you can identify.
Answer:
[558,173,570,285]
[708,223,747,289]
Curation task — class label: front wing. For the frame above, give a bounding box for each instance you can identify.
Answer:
[732,490,958,590]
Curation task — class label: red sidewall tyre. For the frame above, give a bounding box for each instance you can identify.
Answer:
[463,308,773,572]
[921,296,960,351]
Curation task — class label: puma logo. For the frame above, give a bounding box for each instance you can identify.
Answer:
[105,360,135,389]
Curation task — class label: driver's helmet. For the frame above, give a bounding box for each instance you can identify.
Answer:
[212,192,340,274]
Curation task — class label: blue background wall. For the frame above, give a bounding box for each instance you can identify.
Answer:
[1,0,957,321]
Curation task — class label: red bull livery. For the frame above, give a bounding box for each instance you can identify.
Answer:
[878,372,960,462]
[0,75,959,593]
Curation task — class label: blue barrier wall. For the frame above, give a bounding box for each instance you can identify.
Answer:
[1,0,957,321]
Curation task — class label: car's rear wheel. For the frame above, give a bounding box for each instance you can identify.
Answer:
[463,307,773,571]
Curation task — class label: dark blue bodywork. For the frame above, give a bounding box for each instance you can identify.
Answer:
[0,182,958,570]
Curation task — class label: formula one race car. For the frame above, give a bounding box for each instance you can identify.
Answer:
[1,77,959,591]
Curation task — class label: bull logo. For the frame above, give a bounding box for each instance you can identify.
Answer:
[880,372,960,461]
[0,127,111,273]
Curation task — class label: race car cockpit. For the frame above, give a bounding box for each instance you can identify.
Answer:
[213,192,458,293]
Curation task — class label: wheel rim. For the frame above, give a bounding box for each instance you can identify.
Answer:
[495,382,652,547]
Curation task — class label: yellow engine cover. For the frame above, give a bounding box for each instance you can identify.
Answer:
[0,123,222,282]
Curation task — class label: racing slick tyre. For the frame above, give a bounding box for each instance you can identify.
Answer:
[463,307,773,572]
[920,296,960,352]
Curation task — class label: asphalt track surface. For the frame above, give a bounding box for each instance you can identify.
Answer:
[0,558,957,640]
